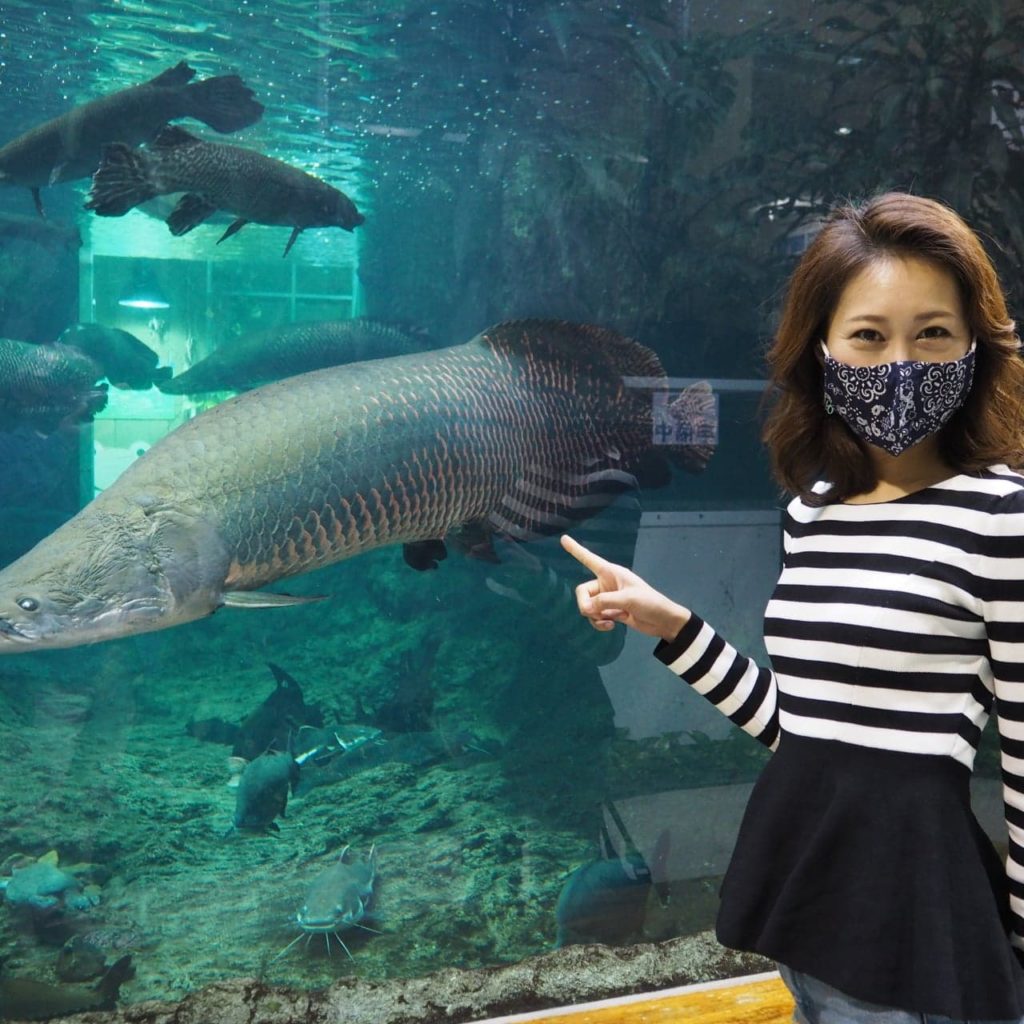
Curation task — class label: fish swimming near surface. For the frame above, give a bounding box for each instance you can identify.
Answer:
[0,955,133,1021]
[231,750,299,833]
[87,125,364,256]
[57,324,171,391]
[0,337,107,434]
[0,62,263,216]
[274,845,378,961]
[0,319,716,653]
[159,318,438,394]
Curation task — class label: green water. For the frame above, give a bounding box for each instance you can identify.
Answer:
[0,0,1017,1014]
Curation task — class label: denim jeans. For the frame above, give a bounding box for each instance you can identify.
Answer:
[778,964,1024,1024]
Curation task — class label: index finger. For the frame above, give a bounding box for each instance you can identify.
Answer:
[560,535,612,576]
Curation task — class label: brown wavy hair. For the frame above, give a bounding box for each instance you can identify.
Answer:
[763,191,1024,503]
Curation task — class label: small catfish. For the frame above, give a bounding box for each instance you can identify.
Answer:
[273,846,379,961]
[0,62,263,215]
[0,955,133,1021]
[87,126,364,256]
[230,750,299,833]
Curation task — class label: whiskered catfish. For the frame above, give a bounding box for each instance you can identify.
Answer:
[273,846,379,961]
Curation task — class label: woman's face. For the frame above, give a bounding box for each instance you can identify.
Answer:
[825,256,971,366]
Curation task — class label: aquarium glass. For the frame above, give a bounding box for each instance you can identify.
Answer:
[0,0,1018,1019]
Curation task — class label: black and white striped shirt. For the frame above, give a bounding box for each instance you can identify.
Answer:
[655,465,1024,950]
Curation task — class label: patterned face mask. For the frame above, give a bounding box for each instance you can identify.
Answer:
[821,340,976,457]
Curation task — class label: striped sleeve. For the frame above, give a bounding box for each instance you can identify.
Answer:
[653,612,780,750]
[983,488,1024,954]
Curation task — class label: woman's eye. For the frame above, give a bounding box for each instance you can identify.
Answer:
[852,329,883,342]
[919,326,951,339]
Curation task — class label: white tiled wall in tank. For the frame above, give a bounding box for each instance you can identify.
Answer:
[79,233,359,492]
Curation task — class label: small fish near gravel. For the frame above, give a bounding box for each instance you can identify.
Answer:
[56,927,149,983]
[1,851,101,913]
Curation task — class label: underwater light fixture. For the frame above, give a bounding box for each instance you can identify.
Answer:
[117,264,171,310]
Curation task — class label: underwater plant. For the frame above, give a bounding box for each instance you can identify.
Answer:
[735,0,1024,304]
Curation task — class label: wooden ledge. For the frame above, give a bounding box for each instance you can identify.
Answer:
[473,972,794,1024]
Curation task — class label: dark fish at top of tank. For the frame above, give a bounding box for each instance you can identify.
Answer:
[0,337,107,434]
[57,324,171,391]
[231,750,299,833]
[0,62,263,216]
[0,319,715,653]
[0,954,133,1021]
[86,125,364,257]
[159,318,439,394]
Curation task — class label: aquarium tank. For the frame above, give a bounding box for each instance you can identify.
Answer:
[0,0,1020,1020]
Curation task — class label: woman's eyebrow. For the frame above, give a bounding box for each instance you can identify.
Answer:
[839,310,958,324]
[911,310,958,321]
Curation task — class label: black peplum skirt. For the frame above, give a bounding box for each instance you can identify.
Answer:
[717,733,1024,1019]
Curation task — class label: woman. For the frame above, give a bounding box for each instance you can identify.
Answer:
[562,192,1024,1023]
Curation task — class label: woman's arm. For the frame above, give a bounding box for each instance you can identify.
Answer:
[561,534,780,749]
